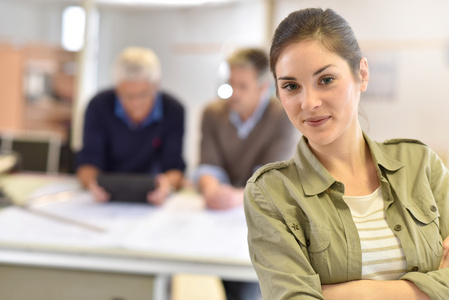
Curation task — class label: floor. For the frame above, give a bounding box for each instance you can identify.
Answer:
[171,274,226,300]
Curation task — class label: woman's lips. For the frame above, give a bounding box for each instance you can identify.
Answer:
[304,116,331,127]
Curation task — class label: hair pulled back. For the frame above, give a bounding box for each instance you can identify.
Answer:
[270,8,362,81]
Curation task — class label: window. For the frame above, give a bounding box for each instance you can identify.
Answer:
[61,6,86,52]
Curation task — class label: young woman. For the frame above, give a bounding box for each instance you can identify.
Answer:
[244,8,449,300]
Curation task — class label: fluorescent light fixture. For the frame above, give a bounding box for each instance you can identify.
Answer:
[95,0,234,7]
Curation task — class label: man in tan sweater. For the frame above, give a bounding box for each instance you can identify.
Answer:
[198,48,297,210]
[196,48,298,300]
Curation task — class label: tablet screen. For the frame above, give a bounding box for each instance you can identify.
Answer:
[97,173,155,203]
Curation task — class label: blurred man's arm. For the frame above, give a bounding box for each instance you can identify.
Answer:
[76,164,109,202]
[199,174,221,197]
[197,104,244,209]
[149,94,185,206]
[199,174,244,210]
[75,94,109,203]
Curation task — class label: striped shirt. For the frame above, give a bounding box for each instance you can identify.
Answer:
[343,187,407,280]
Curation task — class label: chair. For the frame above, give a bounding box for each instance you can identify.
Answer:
[0,151,20,173]
[0,131,61,174]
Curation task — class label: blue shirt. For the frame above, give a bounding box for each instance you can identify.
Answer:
[229,95,270,139]
[76,89,185,175]
[194,95,270,184]
[114,92,163,129]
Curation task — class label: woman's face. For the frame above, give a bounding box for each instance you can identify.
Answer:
[275,40,368,149]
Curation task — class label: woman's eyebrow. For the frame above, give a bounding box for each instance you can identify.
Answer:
[313,64,333,76]
[277,64,334,81]
[277,76,296,81]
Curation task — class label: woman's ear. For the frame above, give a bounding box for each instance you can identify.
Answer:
[359,57,369,92]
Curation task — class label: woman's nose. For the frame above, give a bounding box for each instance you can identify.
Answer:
[300,89,322,111]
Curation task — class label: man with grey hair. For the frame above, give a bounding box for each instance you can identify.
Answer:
[76,47,185,205]
[196,48,297,299]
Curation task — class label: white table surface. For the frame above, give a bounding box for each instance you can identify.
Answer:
[0,173,258,299]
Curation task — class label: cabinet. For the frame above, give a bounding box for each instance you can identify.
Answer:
[0,42,77,172]
[0,42,76,142]
[0,265,154,300]
[0,44,24,131]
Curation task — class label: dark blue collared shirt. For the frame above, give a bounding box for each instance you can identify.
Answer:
[114,92,164,130]
[76,89,185,175]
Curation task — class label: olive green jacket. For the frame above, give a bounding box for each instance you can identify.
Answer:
[244,134,449,299]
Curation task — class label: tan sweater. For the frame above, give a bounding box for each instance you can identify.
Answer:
[199,98,298,187]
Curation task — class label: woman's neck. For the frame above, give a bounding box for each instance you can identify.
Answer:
[309,127,379,196]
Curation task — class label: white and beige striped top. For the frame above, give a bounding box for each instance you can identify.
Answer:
[343,187,407,280]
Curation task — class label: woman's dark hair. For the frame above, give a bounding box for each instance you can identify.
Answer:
[270,8,362,82]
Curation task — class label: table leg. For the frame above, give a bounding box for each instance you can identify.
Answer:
[153,274,171,300]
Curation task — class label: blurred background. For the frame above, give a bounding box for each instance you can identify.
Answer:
[1,0,449,176]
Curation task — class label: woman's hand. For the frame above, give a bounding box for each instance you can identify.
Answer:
[322,280,430,300]
[439,235,449,269]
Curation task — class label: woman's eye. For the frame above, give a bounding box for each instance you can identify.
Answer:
[281,83,299,91]
[320,77,334,85]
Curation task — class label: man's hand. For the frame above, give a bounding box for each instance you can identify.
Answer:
[147,173,172,205]
[77,165,110,202]
[87,181,110,202]
[203,184,244,210]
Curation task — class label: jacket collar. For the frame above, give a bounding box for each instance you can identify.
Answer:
[294,132,404,196]
[364,133,404,173]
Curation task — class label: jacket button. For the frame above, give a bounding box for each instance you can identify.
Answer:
[412,266,419,272]
[394,224,402,231]
[430,205,437,212]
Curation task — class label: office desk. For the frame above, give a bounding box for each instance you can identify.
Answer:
[0,174,257,300]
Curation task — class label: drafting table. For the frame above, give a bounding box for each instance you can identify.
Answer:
[0,173,257,300]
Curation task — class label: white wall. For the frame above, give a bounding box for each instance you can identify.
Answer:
[0,0,64,44]
[3,0,449,169]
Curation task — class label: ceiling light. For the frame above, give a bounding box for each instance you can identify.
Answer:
[95,0,234,7]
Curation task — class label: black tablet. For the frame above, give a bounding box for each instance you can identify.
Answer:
[97,173,155,203]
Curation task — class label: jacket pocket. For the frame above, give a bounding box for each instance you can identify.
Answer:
[289,220,332,281]
[404,195,442,258]
[288,220,331,252]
